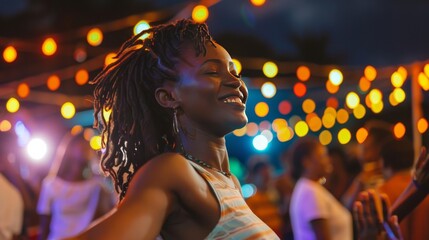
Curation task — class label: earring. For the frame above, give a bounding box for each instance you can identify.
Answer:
[173,108,180,135]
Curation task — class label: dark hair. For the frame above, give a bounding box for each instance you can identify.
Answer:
[381,138,414,172]
[365,120,394,145]
[291,137,320,181]
[92,19,214,200]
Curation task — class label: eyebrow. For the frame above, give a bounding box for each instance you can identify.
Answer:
[200,59,236,69]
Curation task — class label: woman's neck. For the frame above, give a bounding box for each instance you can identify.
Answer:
[178,128,229,172]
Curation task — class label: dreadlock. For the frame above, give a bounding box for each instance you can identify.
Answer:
[92,19,214,200]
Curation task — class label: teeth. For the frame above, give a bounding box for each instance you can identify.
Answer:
[223,96,243,104]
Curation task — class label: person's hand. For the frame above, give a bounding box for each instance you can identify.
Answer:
[353,190,402,240]
[413,147,429,193]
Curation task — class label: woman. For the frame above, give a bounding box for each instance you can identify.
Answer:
[37,132,113,240]
[290,137,352,240]
[69,19,279,239]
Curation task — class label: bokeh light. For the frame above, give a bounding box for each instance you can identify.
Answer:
[424,64,429,77]
[102,108,112,123]
[393,122,406,139]
[294,121,309,137]
[322,113,335,129]
[296,66,310,81]
[90,135,102,150]
[3,46,17,63]
[232,58,242,74]
[0,120,12,132]
[391,71,404,88]
[308,114,322,132]
[105,52,117,67]
[272,118,288,132]
[6,97,20,113]
[261,82,277,98]
[418,118,428,134]
[338,128,351,144]
[42,37,57,56]
[87,28,103,47]
[389,92,399,107]
[233,125,247,137]
[70,125,83,136]
[293,82,307,97]
[398,66,407,80]
[253,135,268,151]
[369,89,382,104]
[255,102,269,117]
[75,69,89,85]
[262,61,278,78]
[392,88,406,103]
[418,72,429,91]
[326,80,339,94]
[17,83,30,98]
[277,127,294,142]
[371,101,384,114]
[133,20,150,39]
[329,69,343,86]
[250,0,266,6]
[278,100,292,115]
[74,47,87,63]
[302,99,316,114]
[364,65,377,81]
[346,92,360,109]
[356,127,368,143]
[359,77,371,92]
[261,130,273,142]
[27,138,48,162]
[319,130,332,145]
[336,109,349,124]
[246,122,259,136]
[192,5,209,23]
[353,104,366,119]
[47,75,61,91]
[61,102,76,119]
[259,120,271,131]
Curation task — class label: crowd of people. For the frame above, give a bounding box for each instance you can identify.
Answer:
[2,18,429,240]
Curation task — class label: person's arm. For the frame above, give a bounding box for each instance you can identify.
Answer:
[66,154,182,240]
[39,214,51,240]
[390,147,429,221]
[310,219,332,240]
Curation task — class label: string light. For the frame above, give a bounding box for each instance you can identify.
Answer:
[262,61,278,78]
[17,83,30,98]
[3,46,17,63]
[338,128,351,144]
[250,0,266,7]
[319,130,332,145]
[87,28,103,46]
[246,122,259,136]
[47,75,61,91]
[302,99,316,113]
[42,37,57,56]
[356,127,368,143]
[261,82,277,98]
[359,77,371,92]
[418,72,429,91]
[0,120,12,132]
[329,69,343,86]
[255,102,269,117]
[192,5,209,23]
[293,82,307,97]
[418,118,428,134]
[61,102,76,119]
[296,66,310,81]
[278,100,292,115]
[133,20,150,39]
[364,65,377,81]
[346,92,360,109]
[6,98,20,113]
[393,122,406,139]
[75,69,89,85]
[295,121,309,137]
[391,71,404,88]
[232,58,242,74]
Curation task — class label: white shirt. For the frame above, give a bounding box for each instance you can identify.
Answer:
[290,178,352,240]
[37,176,102,240]
[0,174,23,240]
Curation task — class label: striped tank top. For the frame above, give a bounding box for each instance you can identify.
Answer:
[188,161,280,240]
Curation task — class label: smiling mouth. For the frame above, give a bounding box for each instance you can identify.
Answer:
[221,96,246,108]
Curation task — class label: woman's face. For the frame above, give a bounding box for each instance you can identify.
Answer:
[173,42,248,136]
[306,144,333,178]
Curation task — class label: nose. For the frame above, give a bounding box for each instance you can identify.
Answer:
[223,74,242,89]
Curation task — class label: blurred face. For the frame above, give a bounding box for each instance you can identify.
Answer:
[360,135,381,164]
[173,42,248,136]
[305,144,333,178]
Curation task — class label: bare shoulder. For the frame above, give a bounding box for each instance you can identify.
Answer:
[126,152,195,195]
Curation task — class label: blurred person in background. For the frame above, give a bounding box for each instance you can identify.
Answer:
[0,131,38,240]
[275,148,296,239]
[325,146,360,201]
[245,155,283,237]
[290,137,352,240]
[342,120,394,209]
[378,137,429,240]
[37,132,114,240]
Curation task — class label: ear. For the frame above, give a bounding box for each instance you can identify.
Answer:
[155,81,179,108]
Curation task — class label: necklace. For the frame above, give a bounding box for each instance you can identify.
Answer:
[182,152,232,178]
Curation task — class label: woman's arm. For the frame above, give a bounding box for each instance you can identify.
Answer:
[66,155,182,240]
[390,147,429,221]
[310,219,332,240]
